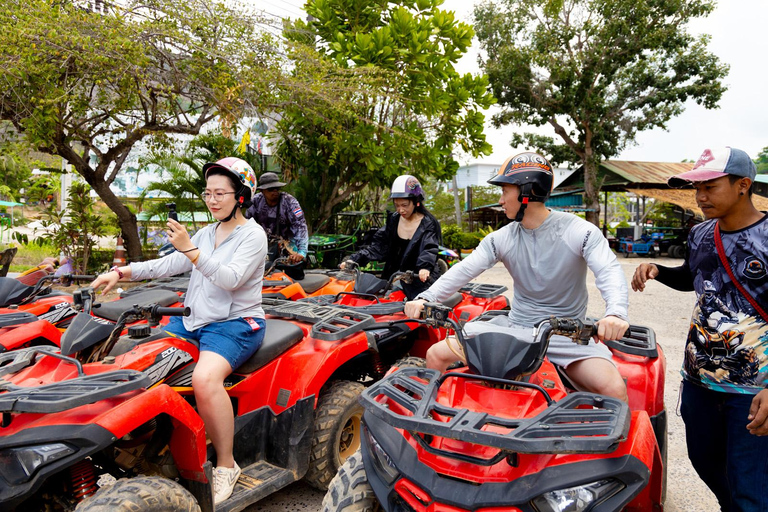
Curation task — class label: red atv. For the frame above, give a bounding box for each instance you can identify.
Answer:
[262,258,358,301]
[0,276,186,353]
[324,305,667,512]
[0,281,495,511]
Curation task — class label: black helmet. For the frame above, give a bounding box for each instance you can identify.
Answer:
[488,152,554,222]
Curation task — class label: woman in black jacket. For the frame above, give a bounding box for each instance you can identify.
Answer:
[342,175,442,299]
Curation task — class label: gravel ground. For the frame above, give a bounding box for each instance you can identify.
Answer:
[248,255,719,511]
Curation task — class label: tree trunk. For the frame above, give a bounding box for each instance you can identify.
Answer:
[89,179,143,262]
[583,155,601,227]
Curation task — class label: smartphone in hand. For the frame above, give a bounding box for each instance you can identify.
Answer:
[166,202,178,222]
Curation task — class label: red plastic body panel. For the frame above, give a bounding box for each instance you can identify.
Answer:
[0,319,62,351]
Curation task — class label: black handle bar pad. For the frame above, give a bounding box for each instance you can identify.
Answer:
[153,306,190,317]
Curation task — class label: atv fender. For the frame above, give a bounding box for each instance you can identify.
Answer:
[0,318,61,351]
[93,383,208,482]
[621,410,665,510]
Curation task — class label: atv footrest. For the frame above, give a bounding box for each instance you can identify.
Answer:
[460,282,508,298]
[217,460,297,512]
[361,367,630,454]
[0,369,149,413]
[263,298,375,341]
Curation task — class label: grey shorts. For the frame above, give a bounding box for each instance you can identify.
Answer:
[463,315,614,369]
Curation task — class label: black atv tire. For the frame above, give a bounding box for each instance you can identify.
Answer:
[436,258,449,276]
[75,476,200,512]
[305,380,365,491]
[393,356,426,369]
[322,451,382,512]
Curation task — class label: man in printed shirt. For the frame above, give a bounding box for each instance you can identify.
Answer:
[633,147,768,512]
[245,172,309,264]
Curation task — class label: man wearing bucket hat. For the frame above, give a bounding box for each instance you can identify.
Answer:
[245,172,309,268]
[632,147,768,511]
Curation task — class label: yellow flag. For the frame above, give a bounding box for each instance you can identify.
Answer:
[237,129,251,154]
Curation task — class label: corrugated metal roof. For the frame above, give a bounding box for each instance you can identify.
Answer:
[600,161,694,185]
[628,188,768,216]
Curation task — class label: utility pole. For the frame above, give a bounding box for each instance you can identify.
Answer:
[452,175,462,230]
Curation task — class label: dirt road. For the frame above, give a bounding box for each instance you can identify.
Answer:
[248,256,720,511]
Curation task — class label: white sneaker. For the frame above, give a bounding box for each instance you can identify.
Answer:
[213,462,241,504]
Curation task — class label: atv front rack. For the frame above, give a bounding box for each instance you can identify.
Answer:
[262,298,375,342]
[0,368,148,414]
[460,282,508,298]
[361,367,630,455]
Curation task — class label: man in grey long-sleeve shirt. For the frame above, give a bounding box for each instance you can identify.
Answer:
[405,152,629,401]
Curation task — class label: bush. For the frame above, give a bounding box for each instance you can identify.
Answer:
[442,225,482,251]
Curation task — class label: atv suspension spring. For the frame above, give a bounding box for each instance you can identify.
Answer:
[69,459,98,501]
[372,353,387,377]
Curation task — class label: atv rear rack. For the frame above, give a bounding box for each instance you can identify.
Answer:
[605,324,658,358]
[120,277,190,297]
[262,298,375,342]
[0,368,148,414]
[460,282,508,298]
[361,367,630,455]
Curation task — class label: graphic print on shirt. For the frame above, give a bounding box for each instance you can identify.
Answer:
[684,218,768,393]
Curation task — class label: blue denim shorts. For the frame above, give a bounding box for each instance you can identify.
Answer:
[164,316,266,370]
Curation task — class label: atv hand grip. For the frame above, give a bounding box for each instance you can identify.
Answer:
[69,274,97,281]
[549,317,596,344]
[153,306,190,317]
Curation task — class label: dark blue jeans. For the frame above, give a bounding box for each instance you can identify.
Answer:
[680,380,768,512]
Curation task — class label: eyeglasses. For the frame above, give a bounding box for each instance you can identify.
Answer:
[202,191,236,202]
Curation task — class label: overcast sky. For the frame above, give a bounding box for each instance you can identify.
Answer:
[262,0,768,165]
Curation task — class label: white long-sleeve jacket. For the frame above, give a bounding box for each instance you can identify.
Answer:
[419,211,629,327]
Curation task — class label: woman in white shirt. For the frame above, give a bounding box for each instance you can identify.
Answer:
[92,157,267,504]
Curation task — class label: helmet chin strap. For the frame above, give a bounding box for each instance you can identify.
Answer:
[222,189,246,222]
[513,183,534,223]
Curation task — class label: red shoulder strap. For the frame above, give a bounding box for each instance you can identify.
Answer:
[714,222,768,323]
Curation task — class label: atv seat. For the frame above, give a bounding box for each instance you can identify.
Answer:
[94,290,181,321]
[296,274,330,294]
[236,319,305,374]
[440,292,462,309]
[0,277,32,307]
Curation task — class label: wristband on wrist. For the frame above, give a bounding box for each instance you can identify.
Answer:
[179,246,198,254]
[109,266,124,279]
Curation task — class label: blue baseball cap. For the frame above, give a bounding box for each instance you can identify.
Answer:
[668,147,756,187]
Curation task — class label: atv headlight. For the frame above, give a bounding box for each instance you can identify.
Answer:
[364,427,399,484]
[532,479,624,512]
[0,443,76,484]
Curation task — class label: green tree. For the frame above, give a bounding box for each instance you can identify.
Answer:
[474,0,728,225]
[37,182,107,273]
[0,0,281,260]
[138,132,255,230]
[755,147,768,174]
[276,0,495,230]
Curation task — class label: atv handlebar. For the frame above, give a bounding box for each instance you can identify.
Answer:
[152,305,191,317]
[87,304,189,363]
[18,273,97,306]
[421,302,597,346]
